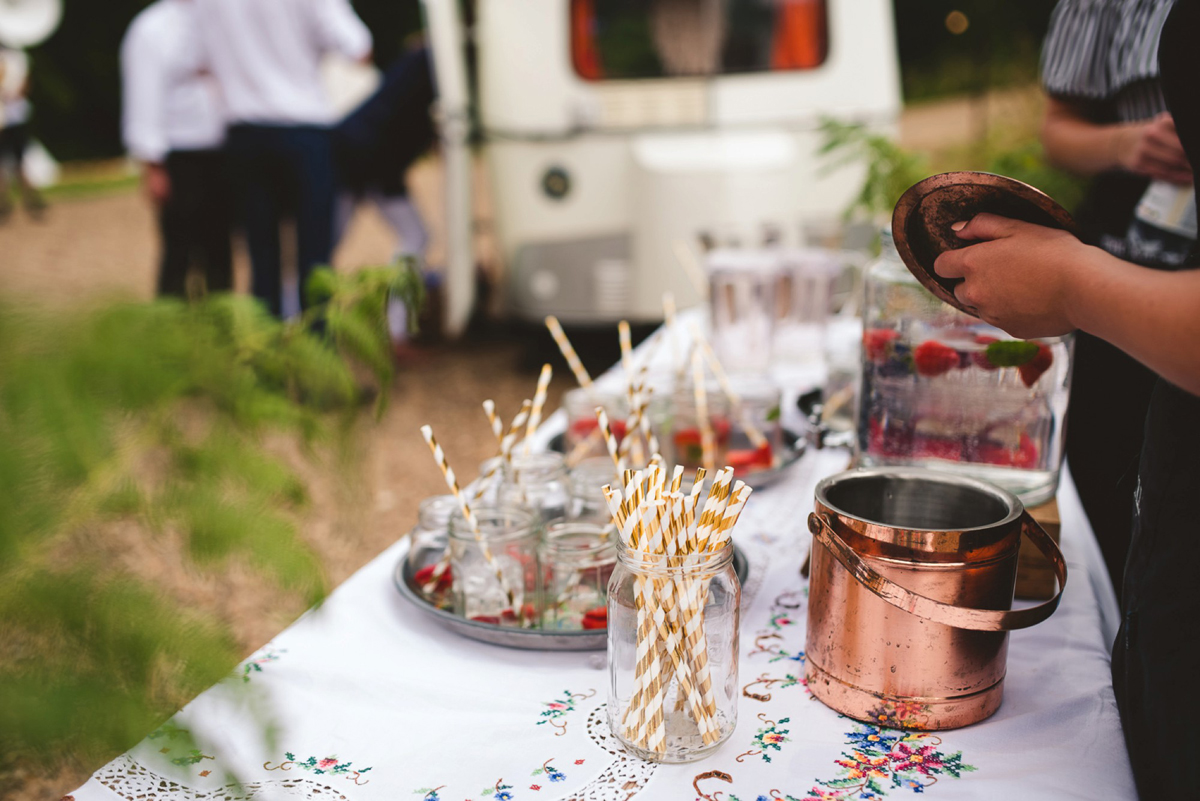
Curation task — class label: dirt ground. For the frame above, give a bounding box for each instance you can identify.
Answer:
[0,89,1031,798]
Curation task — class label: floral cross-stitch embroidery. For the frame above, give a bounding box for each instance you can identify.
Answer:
[536,689,596,736]
[264,752,373,786]
[809,723,976,798]
[736,714,792,763]
[482,778,515,800]
[530,758,566,784]
[240,647,285,682]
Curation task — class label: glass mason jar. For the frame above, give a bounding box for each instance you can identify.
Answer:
[562,387,629,461]
[449,506,538,627]
[607,544,740,763]
[500,451,570,524]
[538,522,617,631]
[662,378,784,478]
[470,456,505,506]
[568,457,620,525]
[405,495,460,610]
[857,230,1074,506]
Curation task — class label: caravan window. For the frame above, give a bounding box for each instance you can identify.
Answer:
[571,0,828,81]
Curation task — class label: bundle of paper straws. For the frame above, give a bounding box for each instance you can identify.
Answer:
[600,461,752,755]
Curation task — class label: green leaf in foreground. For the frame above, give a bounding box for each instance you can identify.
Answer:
[0,262,419,768]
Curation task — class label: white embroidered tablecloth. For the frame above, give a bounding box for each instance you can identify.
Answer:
[68,441,1134,801]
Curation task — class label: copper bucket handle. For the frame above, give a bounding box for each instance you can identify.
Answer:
[807,511,1067,632]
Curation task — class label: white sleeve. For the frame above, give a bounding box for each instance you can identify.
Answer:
[120,21,170,164]
[310,0,372,61]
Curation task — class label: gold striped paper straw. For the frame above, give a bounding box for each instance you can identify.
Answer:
[709,482,752,551]
[420,425,521,620]
[689,321,769,449]
[469,400,508,503]
[545,316,593,392]
[697,468,735,551]
[501,399,532,467]
[618,319,634,377]
[482,399,504,448]
[595,407,624,473]
[692,349,716,473]
[523,363,554,455]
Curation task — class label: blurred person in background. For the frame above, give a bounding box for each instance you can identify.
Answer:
[0,45,46,222]
[121,0,232,298]
[1039,0,1192,590]
[195,0,372,318]
[333,44,436,351]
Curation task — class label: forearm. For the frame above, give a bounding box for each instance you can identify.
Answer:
[1041,109,1132,176]
[1068,253,1200,396]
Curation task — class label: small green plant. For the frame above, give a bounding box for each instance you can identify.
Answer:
[818,118,931,223]
[0,261,420,769]
[819,117,1086,225]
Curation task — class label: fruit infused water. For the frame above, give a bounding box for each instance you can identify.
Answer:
[663,378,784,478]
[858,233,1072,506]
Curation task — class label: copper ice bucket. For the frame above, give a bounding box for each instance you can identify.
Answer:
[805,468,1067,730]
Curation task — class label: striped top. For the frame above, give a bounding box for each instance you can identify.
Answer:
[1041,0,1177,122]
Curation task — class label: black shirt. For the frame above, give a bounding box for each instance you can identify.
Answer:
[1109,1,1200,797]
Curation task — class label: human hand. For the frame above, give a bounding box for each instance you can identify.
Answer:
[931,213,1096,340]
[1116,112,1193,185]
[142,163,170,205]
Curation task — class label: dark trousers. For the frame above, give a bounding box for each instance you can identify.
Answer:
[1064,332,1159,591]
[225,124,335,317]
[159,149,233,297]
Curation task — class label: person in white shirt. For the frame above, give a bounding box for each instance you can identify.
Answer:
[121,0,232,297]
[194,0,372,317]
[0,46,46,222]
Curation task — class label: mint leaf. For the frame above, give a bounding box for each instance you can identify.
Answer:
[985,340,1039,367]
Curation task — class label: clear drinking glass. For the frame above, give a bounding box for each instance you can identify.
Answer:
[857,230,1074,506]
[607,543,740,763]
[449,506,538,627]
[568,457,620,525]
[500,451,570,525]
[538,522,616,631]
[707,248,784,376]
[773,247,841,367]
[405,495,460,610]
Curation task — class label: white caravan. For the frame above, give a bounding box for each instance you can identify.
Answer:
[424,0,901,333]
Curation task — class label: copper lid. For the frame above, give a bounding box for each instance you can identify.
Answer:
[890,171,1077,316]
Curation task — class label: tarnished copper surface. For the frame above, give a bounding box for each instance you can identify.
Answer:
[891,171,1078,317]
[803,468,1068,730]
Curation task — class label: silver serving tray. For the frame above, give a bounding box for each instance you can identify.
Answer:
[546,432,806,492]
[394,545,750,651]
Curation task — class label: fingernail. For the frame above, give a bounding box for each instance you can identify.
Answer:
[951,221,967,232]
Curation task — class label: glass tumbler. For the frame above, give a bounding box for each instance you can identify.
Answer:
[707,248,784,376]
[607,544,740,763]
[449,506,538,627]
[538,522,617,631]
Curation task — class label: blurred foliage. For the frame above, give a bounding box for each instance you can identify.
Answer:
[818,118,930,223]
[819,118,1086,225]
[0,261,419,768]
